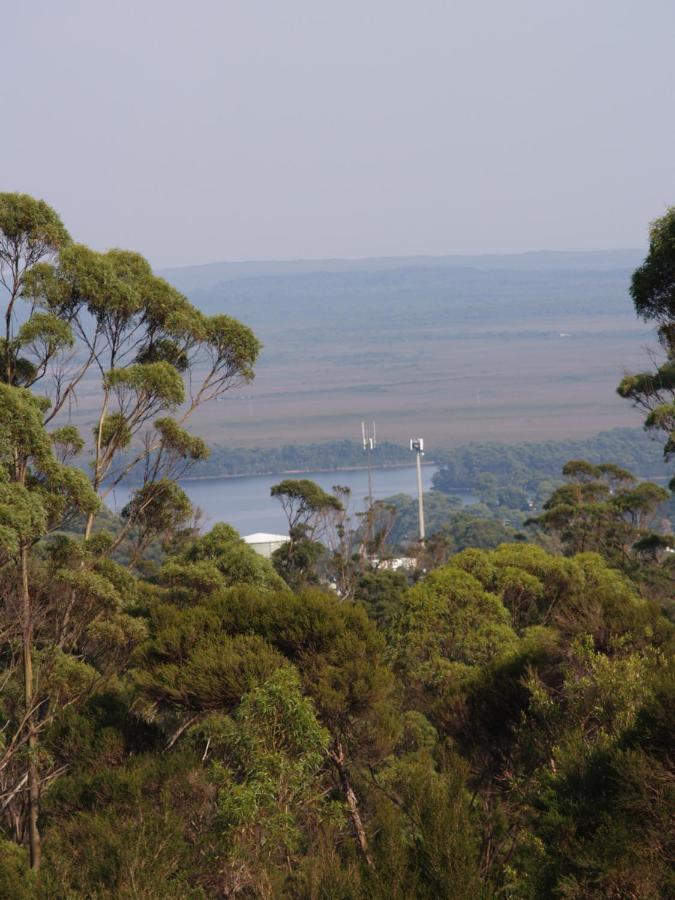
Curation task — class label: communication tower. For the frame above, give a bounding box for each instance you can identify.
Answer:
[410,438,426,541]
[362,422,376,547]
[362,421,376,511]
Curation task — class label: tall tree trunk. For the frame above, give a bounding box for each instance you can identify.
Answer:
[5,279,19,384]
[21,545,41,871]
[330,740,374,869]
[85,389,109,539]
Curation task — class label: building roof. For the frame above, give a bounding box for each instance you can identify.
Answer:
[243,532,289,544]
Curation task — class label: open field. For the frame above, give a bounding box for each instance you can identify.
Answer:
[196,315,650,448]
[164,256,653,449]
[49,253,655,452]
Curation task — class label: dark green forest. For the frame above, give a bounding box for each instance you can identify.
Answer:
[118,425,668,482]
[0,194,673,898]
[124,439,413,480]
[432,427,670,495]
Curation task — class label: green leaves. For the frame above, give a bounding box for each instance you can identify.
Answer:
[139,629,287,713]
[390,562,518,713]
[174,523,287,593]
[213,666,328,841]
[271,478,343,512]
[121,479,193,562]
[531,458,671,570]
[12,313,75,387]
[154,418,209,461]
[0,481,48,556]
[105,361,185,409]
[0,194,272,885]
[50,425,84,462]
[0,193,70,261]
[96,412,132,452]
[620,209,675,476]
[271,478,343,552]
[0,382,52,466]
[0,383,100,545]
[4,197,263,553]
[204,313,260,380]
[630,206,675,324]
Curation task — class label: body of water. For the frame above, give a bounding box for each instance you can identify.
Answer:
[107,465,475,536]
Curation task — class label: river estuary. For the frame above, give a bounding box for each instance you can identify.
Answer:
[107,464,476,536]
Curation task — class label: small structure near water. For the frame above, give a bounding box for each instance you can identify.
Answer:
[370,556,417,572]
[243,532,289,559]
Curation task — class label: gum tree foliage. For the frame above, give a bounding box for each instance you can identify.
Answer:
[0,384,148,871]
[386,542,673,895]
[367,491,463,547]
[270,481,382,598]
[270,478,345,586]
[367,493,519,567]
[23,242,260,539]
[528,460,671,561]
[120,478,194,566]
[138,574,395,872]
[617,208,675,487]
[160,522,287,600]
[270,478,343,542]
[0,194,260,549]
[2,194,674,896]
[197,667,331,896]
[388,560,519,727]
[0,194,260,873]
[0,514,670,896]
[0,193,71,387]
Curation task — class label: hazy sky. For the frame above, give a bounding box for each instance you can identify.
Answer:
[2,0,674,268]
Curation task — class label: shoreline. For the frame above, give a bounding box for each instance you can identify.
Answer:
[176,459,438,483]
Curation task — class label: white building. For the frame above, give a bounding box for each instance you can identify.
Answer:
[243,532,289,559]
[369,556,417,572]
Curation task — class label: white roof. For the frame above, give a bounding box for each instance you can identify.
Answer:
[243,532,289,544]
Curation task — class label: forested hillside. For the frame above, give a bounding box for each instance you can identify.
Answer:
[432,426,669,489]
[0,195,672,899]
[122,426,666,481]
[165,439,412,478]
[169,425,668,481]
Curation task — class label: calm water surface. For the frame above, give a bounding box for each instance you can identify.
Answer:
[108,465,475,536]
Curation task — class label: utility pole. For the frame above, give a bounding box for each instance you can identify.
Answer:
[410,438,425,541]
[362,422,376,547]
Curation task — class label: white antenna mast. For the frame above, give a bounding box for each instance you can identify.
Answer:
[410,438,426,541]
[362,422,376,545]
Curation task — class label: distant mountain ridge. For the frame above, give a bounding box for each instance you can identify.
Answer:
[163,262,644,331]
[159,249,645,294]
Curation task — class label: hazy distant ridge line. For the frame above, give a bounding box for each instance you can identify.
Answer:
[160,249,645,293]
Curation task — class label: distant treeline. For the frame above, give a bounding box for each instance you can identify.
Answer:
[193,428,667,485]
[113,428,667,487]
[432,427,668,495]
[184,439,412,478]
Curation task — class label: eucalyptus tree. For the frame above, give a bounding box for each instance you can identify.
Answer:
[529,460,670,565]
[270,478,344,578]
[618,207,675,485]
[0,193,71,387]
[0,194,261,871]
[23,243,260,540]
[0,195,259,550]
[270,479,343,540]
[0,384,99,869]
